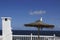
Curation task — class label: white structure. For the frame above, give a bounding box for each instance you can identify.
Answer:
[1,17,12,40]
[40,17,43,21]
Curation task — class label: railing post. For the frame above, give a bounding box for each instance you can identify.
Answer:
[31,33,32,40]
[54,34,55,40]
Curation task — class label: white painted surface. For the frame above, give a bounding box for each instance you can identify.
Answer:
[0,36,2,40]
[0,35,60,40]
[13,35,60,40]
[1,17,12,40]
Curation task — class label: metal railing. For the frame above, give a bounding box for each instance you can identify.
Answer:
[13,33,56,40]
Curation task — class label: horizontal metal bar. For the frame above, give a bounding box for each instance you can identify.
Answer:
[13,35,54,37]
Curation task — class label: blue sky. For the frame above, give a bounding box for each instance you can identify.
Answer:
[0,0,60,30]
